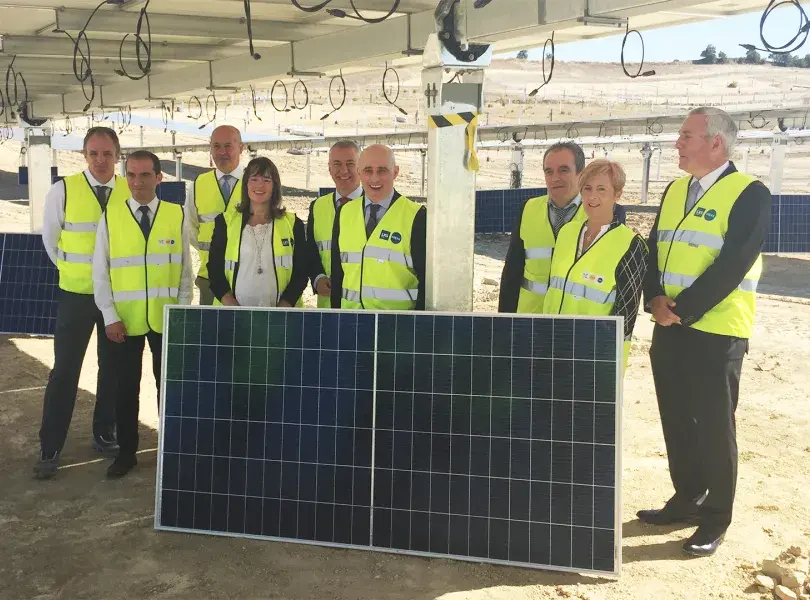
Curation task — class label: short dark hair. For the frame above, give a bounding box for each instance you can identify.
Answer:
[83,127,121,156]
[543,142,586,173]
[238,156,285,219]
[126,150,161,175]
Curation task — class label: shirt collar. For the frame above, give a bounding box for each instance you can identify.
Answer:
[335,185,364,206]
[549,194,582,212]
[694,161,729,192]
[84,170,116,188]
[364,189,395,211]
[215,164,244,181]
[128,196,160,214]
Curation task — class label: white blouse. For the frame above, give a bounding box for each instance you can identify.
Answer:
[234,222,279,307]
[577,223,611,257]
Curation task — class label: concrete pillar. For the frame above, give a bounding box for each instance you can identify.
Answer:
[27,134,53,233]
[769,137,787,195]
[640,143,653,204]
[510,142,524,189]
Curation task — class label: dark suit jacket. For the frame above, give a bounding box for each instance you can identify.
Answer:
[642,162,772,327]
[207,209,309,306]
[330,192,427,310]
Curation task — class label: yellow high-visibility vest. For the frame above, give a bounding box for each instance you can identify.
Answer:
[338,195,421,311]
[57,173,130,294]
[194,170,241,279]
[544,221,641,368]
[107,200,184,335]
[517,195,586,313]
[311,192,338,309]
[216,210,303,307]
[657,172,761,338]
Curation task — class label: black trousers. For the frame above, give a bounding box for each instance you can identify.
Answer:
[107,330,162,457]
[650,323,747,531]
[39,290,117,455]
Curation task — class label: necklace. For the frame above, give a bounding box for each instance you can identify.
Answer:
[248,223,270,274]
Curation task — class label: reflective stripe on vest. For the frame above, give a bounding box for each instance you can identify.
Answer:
[338,194,421,311]
[107,200,184,335]
[57,173,130,294]
[194,170,240,279]
[517,194,586,314]
[547,275,617,304]
[657,172,761,338]
[217,211,302,308]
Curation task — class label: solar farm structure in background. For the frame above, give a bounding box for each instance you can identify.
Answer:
[156,307,623,575]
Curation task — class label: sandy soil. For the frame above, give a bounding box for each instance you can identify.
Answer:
[0,60,809,599]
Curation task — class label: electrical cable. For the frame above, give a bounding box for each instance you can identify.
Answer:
[243,0,262,59]
[326,0,400,23]
[5,56,28,113]
[117,105,132,133]
[528,31,555,97]
[321,69,346,121]
[382,62,407,115]
[62,0,108,111]
[271,80,290,112]
[620,24,655,79]
[187,95,203,121]
[161,100,174,132]
[0,90,5,121]
[291,0,332,12]
[114,0,153,80]
[63,114,73,136]
[293,79,309,110]
[250,85,263,121]
[200,92,218,129]
[740,0,810,56]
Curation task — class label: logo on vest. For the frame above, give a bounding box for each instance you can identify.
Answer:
[704,209,717,222]
[379,230,391,241]
[582,271,605,284]
[391,232,402,244]
[282,238,290,247]
[694,208,706,217]
[157,239,176,246]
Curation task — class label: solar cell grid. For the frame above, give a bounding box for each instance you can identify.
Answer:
[156,307,622,575]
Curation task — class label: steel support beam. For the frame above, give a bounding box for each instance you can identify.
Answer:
[640,143,653,203]
[27,133,52,233]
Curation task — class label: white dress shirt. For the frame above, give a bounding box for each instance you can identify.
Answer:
[577,223,612,257]
[336,185,363,205]
[363,190,395,225]
[93,197,193,327]
[234,222,278,307]
[689,161,730,204]
[185,165,244,250]
[41,170,116,266]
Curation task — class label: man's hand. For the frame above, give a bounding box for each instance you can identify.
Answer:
[106,321,127,343]
[316,277,332,297]
[221,293,240,307]
[650,295,681,326]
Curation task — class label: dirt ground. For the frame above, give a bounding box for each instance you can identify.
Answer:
[0,195,809,599]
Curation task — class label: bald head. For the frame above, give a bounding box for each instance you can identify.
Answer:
[210,125,243,174]
[359,144,399,203]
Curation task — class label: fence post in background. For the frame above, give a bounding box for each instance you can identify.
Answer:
[640,142,653,204]
[305,151,312,191]
[510,142,524,189]
[174,151,183,182]
[769,135,787,195]
[140,125,144,147]
[655,146,662,181]
[120,155,126,177]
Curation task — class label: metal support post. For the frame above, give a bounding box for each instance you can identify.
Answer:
[769,136,787,195]
[510,142,524,189]
[120,155,126,177]
[640,143,653,204]
[422,28,492,312]
[742,146,750,173]
[655,147,661,181]
[27,134,52,233]
[420,150,427,197]
[139,125,144,147]
[305,152,312,191]
[175,152,183,182]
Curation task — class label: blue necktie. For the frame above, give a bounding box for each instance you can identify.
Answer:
[220,175,234,199]
[138,205,151,239]
[366,204,381,239]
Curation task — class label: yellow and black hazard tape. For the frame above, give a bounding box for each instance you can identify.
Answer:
[428,111,480,172]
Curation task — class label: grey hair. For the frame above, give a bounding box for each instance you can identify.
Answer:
[330,140,360,153]
[543,142,586,173]
[688,106,738,156]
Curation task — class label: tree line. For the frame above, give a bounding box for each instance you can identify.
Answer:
[694,44,810,68]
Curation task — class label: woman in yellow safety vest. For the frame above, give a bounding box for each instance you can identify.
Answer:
[543,159,649,368]
[207,157,307,307]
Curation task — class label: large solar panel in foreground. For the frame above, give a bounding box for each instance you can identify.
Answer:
[0,233,58,336]
[156,307,623,575]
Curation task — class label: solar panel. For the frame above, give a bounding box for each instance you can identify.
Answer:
[156,307,623,575]
[0,233,58,336]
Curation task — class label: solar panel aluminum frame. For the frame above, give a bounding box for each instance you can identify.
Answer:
[155,305,624,577]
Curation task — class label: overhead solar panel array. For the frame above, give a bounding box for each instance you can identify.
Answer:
[156,307,623,575]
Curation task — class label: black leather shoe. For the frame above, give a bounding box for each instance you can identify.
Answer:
[637,504,700,525]
[92,433,120,457]
[682,527,725,557]
[106,454,137,479]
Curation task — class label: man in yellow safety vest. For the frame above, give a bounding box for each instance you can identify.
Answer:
[35,126,130,479]
[330,144,426,310]
[185,125,243,304]
[638,107,772,557]
[307,140,363,308]
[93,151,192,478]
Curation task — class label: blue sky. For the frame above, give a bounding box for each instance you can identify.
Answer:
[503,6,810,63]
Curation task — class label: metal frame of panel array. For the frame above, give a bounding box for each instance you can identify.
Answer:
[155,306,623,575]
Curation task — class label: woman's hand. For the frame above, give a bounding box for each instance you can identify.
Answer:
[222,293,240,307]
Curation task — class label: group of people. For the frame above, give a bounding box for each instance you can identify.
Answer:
[36,106,770,559]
